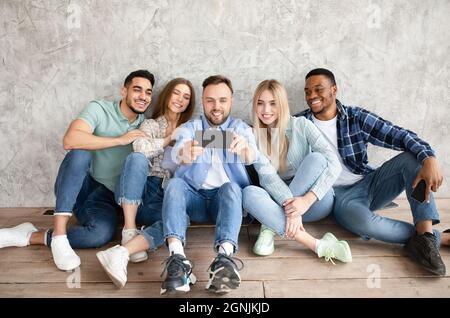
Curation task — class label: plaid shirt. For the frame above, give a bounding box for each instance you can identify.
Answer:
[295,99,435,175]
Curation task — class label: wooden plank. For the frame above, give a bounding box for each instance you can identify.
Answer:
[240,256,450,281]
[264,277,450,298]
[0,281,264,298]
[0,208,51,218]
[1,250,449,284]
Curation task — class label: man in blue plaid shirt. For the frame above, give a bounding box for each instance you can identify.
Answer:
[296,68,449,276]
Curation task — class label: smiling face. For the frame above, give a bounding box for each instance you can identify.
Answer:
[121,77,153,114]
[256,89,279,128]
[202,83,233,126]
[167,84,191,114]
[304,75,337,120]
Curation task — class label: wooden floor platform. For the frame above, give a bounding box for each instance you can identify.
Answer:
[0,199,449,298]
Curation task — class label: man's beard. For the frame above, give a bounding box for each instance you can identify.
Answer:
[205,112,229,126]
[126,98,146,114]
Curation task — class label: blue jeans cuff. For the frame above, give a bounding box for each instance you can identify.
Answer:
[164,234,186,246]
[116,197,142,206]
[141,231,156,252]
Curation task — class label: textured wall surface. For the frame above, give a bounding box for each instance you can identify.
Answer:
[0,0,449,207]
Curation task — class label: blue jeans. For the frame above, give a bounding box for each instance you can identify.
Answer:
[162,178,243,252]
[333,152,441,247]
[48,150,118,248]
[242,153,334,236]
[114,152,165,251]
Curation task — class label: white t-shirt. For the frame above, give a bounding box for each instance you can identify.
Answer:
[312,116,363,187]
[201,148,231,190]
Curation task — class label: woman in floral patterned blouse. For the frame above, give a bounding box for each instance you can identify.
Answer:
[96,78,196,288]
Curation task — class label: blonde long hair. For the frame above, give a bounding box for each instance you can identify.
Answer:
[252,79,290,173]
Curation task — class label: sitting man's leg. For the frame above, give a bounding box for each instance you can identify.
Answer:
[206,182,244,294]
[47,180,118,270]
[334,152,445,275]
[160,178,206,295]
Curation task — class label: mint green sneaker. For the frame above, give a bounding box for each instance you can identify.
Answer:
[252,225,275,256]
[316,232,352,264]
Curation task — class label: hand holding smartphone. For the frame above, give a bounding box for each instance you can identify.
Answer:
[411,179,427,203]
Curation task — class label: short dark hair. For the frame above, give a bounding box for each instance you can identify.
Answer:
[202,75,233,94]
[305,68,336,86]
[124,70,155,87]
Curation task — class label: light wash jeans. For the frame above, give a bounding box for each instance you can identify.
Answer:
[114,152,164,251]
[242,153,334,236]
[333,152,441,247]
[162,178,243,252]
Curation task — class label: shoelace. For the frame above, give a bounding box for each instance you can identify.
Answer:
[323,248,336,265]
[207,254,245,272]
[160,255,194,278]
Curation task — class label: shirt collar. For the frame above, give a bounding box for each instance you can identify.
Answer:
[335,99,347,120]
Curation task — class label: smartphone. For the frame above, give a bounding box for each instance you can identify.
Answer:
[194,129,233,149]
[411,179,426,203]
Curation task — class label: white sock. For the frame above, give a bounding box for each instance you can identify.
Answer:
[52,234,68,244]
[168,240,185,257]
[218,242,234,256]
[314,239,321,254]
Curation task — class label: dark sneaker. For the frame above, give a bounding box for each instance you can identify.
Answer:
[160,253,196,295]
[404,232,446,276]
[444,229,450,233]
[206,253,244,294]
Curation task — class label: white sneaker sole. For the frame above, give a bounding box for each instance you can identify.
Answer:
[160,273,197,295]
[96,251,126,289]
[129,251,148,263]
[252,245,275,256]
[53,257,80,271]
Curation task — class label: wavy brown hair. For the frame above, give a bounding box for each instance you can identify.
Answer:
[151,78,196,126]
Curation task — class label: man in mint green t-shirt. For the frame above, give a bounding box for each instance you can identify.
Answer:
[0,70,155,271]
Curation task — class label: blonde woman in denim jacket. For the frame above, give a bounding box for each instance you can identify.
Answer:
[243,79,352,263]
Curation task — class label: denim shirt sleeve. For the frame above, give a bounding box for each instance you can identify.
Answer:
[172,121,196,165]
[253,152,293,206]
[357,108,435,163]
[302,119,342,200]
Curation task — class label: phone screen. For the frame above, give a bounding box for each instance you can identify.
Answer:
[411,179,426,203]
[194,130,233,149]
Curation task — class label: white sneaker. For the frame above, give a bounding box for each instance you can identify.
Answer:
[252,224,275,256]
[96,245,129,288]
[121,228,148,263]
[316,232,352,264]
[0,222,38,248]
[51,235,81,271]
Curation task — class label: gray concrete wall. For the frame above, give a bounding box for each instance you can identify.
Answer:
[0,0,449,207]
